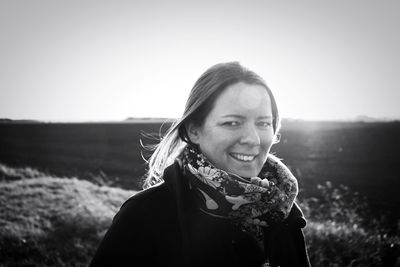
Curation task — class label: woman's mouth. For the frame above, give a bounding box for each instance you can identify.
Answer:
[230,153,256,162]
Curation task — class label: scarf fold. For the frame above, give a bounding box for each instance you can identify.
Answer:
[180,145,298,240]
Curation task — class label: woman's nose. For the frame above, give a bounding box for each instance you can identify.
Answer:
[239,125,261,146]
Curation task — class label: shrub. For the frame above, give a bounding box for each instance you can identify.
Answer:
[299,181,400,266]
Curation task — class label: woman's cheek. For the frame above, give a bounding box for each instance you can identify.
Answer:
[261,130,274,144]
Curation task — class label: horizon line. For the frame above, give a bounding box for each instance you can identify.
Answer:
[1,115,399,124]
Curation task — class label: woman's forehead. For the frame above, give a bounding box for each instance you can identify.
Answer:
[213,82,272,114]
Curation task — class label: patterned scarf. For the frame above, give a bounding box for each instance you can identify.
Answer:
[180,145,298,241]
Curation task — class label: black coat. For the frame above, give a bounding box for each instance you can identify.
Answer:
[90,162,311,267]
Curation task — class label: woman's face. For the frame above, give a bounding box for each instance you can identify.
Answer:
[188,82,275,178]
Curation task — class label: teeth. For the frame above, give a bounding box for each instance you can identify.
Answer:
[231,153,255,162]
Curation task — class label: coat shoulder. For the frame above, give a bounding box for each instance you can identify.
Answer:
[115,182,174,222]
[89,182,178,266]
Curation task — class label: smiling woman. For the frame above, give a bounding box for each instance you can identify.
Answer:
[90,62,311,267]
[186,82,275,178]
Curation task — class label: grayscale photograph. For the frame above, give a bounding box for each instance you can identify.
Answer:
[0,1,399,266]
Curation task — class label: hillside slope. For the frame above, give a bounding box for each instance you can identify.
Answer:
[0,172,135,266]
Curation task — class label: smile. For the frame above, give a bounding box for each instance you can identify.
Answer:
[230,153,256,162]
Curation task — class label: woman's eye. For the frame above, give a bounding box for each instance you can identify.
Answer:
[222,121,240,127]
[258,121,272,128]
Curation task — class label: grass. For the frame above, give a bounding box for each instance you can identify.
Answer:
[0,162,398,266]
[0,162,135,267]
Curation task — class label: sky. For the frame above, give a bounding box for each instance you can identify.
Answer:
[0,0,399,122]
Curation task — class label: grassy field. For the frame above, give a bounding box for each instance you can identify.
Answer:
[0,163,398,266]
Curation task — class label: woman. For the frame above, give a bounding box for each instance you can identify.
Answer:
[90,62,311,267]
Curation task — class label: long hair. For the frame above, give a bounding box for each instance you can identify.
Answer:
[142,62,281,189]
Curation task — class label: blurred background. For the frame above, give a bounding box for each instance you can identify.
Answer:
[1,0,399,266]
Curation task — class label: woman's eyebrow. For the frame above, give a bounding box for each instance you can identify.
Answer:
[221,114,273,119]
[259,116,273,119]
[221,114,246,119]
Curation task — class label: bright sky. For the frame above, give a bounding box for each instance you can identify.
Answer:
[1,0,399,122]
